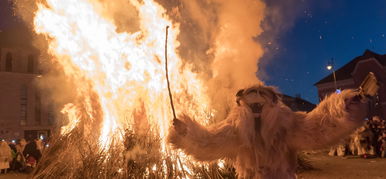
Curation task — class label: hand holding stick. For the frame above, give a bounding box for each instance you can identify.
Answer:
[164,26,186,136]
[173,117,187,136]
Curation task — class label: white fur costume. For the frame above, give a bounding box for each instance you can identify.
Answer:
[168,85,369,179]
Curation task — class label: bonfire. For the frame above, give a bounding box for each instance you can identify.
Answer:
[14,0,267,178]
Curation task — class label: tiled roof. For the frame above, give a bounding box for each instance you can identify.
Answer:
[314,50,386,85]
[281,94,316,112]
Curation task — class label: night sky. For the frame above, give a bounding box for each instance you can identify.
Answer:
[1,0,386,104]
[260,0,386,104]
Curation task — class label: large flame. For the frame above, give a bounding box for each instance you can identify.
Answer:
[34,0,212,152]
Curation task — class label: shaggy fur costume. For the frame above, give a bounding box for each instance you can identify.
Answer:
[168,85,369,179]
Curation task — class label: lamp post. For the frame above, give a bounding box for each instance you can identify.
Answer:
[326,61,338,92]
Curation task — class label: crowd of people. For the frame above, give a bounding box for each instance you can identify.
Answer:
[329,116,386,158]
[0,138,44,174]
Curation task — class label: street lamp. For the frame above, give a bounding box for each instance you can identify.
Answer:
[326,60,338,92]
[326,65,333,71]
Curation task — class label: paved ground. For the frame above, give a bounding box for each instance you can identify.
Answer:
[0,153,385,179]
[298,153,386,179]
[0,173,28,179]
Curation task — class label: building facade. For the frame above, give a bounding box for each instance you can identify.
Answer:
[0,47,54,141]
[315,50,386,121]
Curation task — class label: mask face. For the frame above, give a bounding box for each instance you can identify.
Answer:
[248,103,263,113]
[236,87,280,124]
[243,90,267,106]
[236,86,279,108]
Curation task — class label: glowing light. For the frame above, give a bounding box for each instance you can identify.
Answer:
[33,0,214,175]
[326,65,333,70]
[218,160,225,169]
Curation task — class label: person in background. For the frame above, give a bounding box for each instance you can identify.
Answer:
[7,140,17,171]
[369,117,381,156]
[0,140,13,174]
[13,139,27,171]
[379,131,386,158]
[328,139,348,157]
[8,141,16,154]
[16,139,26,154]
[35,139,44,154]
[23,139,42,170]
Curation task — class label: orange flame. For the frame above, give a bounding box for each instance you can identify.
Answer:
[34,0,213,152]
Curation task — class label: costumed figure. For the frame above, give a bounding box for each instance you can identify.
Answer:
[379,131,386,158]
[352,125,375,157]
[168,82,376,178]
[328,137,350,157]
[0,141,13,174]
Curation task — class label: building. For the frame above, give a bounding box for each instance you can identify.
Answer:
[0,47,54,141]
[315,49,386,121]
[281,94,316,112]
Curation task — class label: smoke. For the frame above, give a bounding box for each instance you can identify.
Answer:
[0,0,33,48]
[9,0,310,121]
[206,0,265,119]
[89,0,309,119]
[11,0,84,123]
[155,0,266,120]
[84,0,267,120]
[12,0,267,121]
[8,0,306,177]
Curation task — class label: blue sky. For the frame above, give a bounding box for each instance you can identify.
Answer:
[260,0,386,104]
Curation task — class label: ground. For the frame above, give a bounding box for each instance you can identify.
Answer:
[297,152,386,179]
[0,173,27,179]
[0,153,385,179]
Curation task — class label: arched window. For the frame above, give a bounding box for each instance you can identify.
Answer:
[6,52,13,72]
[28,55,35,73]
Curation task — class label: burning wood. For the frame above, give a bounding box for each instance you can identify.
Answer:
[27,0,231,177]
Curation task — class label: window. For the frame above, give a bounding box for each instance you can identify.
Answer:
[20,85,28,126]
[6,52,12,72]
[35,91,42,125]
[47,105,55,125]
[28,55,35,73]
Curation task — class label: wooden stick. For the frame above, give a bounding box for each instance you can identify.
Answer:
[164,26,177,120]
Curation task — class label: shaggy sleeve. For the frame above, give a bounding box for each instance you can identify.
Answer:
[168,115,240,162]
[288,90,367,151]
